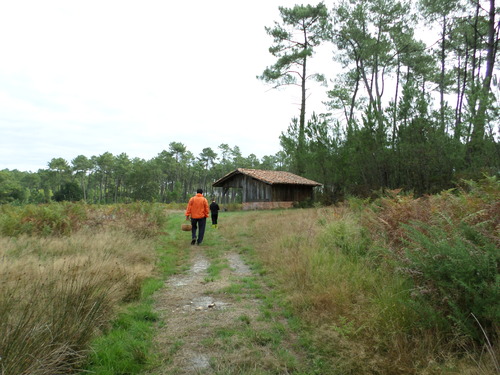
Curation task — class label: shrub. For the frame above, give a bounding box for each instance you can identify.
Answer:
[103,203,168,238]
[402,222,499,342]
[0,202,87,237]
[318,216,371,258]
[0,202,169,238]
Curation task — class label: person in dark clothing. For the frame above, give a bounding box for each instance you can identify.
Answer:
[209,199,220,228]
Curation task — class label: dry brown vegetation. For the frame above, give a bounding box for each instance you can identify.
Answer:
[0,203,165,375]
[0,179,497,374]
[220,178,499,374]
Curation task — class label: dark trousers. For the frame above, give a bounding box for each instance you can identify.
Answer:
[191,217,207,244]
[211,214,218,225]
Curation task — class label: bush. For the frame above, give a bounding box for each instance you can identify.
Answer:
[319,215,371,259]
[102,203,168,238]
[0,202,87,237]
[0,202,169,238]
[402,222,499,342]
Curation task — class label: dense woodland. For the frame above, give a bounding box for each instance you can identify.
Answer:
[1,0,499,204]
[0,143,282,204]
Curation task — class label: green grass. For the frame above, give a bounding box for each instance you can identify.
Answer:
[156,214,193,277]
[81,213,242,374]
[220,276,262,296]
[203,237,230,280]
[206,257,229,279]
[76,190,498,375]
[82,280,162,374]
[0,204,162,375]
[81,212,191,374]
[85,318,155,374]
[220,193,500,374]
[168,339,184,357]
[208,230,318,374]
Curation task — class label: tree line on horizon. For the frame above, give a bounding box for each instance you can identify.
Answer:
[1,0,499,204]
[0,142,287,204]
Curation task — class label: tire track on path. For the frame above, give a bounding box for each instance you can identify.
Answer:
[148,246,273,374]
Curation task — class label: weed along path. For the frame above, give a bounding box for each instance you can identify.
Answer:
[147,235,307,374]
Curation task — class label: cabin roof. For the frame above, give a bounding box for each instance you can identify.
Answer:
[212,168,322,187]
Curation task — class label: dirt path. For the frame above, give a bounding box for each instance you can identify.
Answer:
[147,245,305,374]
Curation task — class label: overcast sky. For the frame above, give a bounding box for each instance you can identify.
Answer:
[0,1,331,172]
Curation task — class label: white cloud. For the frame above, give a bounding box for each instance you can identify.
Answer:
[0,0,330,171]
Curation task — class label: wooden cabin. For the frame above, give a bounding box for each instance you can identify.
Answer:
[212,168,322,210]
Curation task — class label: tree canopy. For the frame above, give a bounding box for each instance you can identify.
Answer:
[2,0,499,205]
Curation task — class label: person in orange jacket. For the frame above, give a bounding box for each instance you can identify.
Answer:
[185,188,209,245]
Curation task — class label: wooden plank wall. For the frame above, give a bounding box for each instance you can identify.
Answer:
[242,176,272,202]
[215,175,314,203]
[272,184,313,202]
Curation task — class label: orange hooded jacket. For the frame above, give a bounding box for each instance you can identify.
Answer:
[185,193,209,219]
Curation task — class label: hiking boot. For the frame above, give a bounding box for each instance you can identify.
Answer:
[191,239,196,245]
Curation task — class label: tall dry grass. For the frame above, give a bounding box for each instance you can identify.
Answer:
[223,208,421,373]
[0,203,164,375]
[221,178,499,374]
